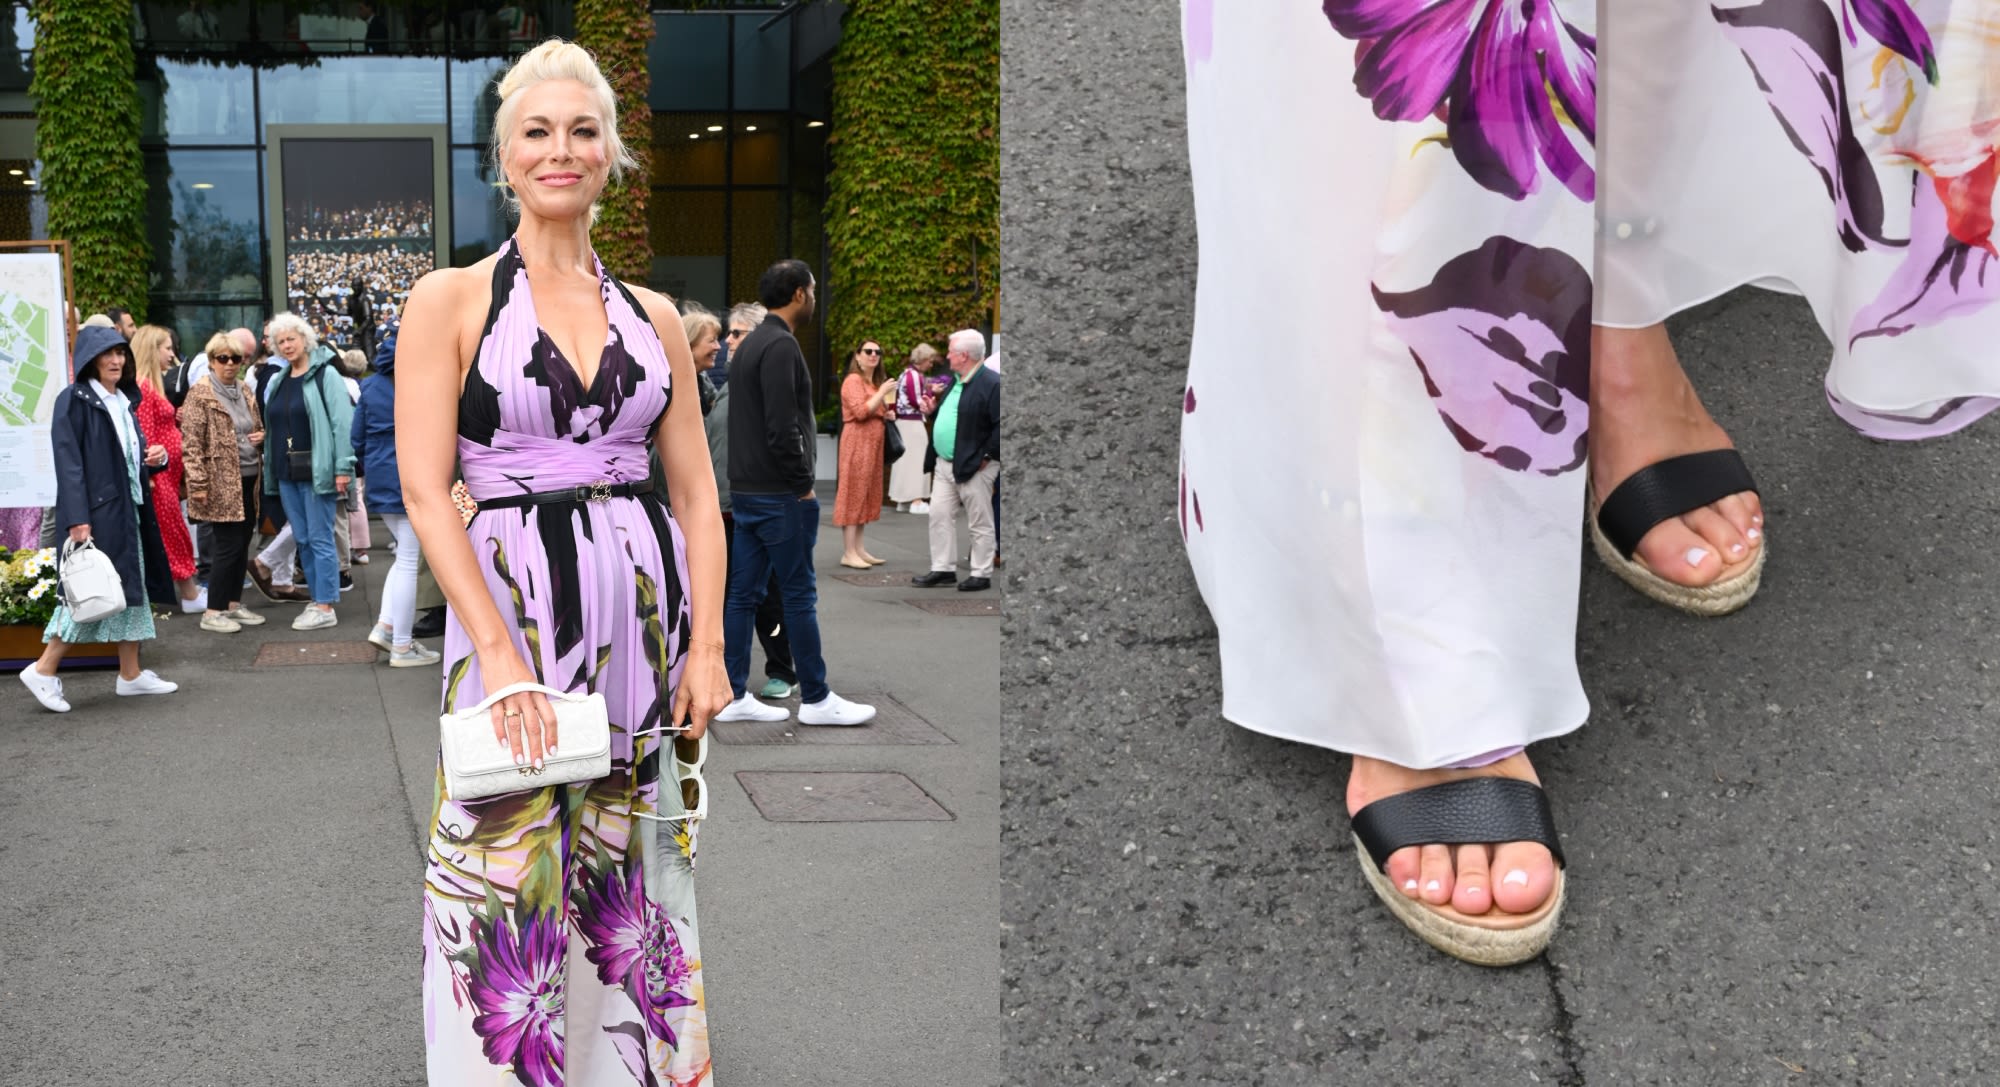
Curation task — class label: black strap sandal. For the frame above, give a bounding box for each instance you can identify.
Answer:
[1588,449,1764,616]
[1348,777,1567,966]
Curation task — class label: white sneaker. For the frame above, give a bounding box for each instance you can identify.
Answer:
[179,588,208,613]
[116,669,178,696]
[714,692,789,722]
[18,666,68,712]
[367,621,395,652]
[198,612,243,633]
[909,501,930,514]
[798,691,877,727]
[225,606,266,626]
[292,605,338,631]
[389,641,442,668]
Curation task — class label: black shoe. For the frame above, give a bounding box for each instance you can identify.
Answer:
[339,572,355,592]
[957,576,991,592]
[411,606,446,638]
[911,571,958,587]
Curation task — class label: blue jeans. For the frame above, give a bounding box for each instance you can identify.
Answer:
[725,491,827,703]
[277,478,340,605]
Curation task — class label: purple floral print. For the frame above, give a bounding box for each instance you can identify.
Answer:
[1323,0,1596,201]
[580,862,698,1049]
[466,909,568,1087]
[1851,166,2000,346]
[1840,0,1936,82]
[1374,236,1592,475]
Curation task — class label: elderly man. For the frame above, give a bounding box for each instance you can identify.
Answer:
[911,329,1002,592]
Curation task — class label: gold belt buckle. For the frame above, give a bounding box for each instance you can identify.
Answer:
[589,480,613,502]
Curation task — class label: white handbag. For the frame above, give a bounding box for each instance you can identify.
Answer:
[58,537,126,624]
[440,681,613,801]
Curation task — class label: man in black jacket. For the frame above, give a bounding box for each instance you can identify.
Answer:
[716,259,877,727]
[912,329,1001,592]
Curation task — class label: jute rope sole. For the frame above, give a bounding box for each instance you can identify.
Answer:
[1352,835,1564,967]
[1587,513,1764,617]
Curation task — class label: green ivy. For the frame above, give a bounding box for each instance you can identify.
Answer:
[31,0,150,320]
[825,0,999,378]
[575,0,654,284]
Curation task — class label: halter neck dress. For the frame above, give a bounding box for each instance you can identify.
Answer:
[421,238,712,1086]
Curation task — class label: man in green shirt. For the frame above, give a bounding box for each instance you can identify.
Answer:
[912,329,1001,592]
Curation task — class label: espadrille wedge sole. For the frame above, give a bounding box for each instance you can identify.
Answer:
[1348,776,1568,967]
[1353,838,1565,966]
[1591,448,1764,617]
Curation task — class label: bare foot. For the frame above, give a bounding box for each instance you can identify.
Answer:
[1590,324,1763,588]
[1347,753,1559,917]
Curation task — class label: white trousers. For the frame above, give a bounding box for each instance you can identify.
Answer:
[377,513,421,646]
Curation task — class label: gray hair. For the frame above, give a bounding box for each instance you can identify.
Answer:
[727,302,768,331]
[266,311,319,353]
[81,313,113,328]
[948,328,987,363]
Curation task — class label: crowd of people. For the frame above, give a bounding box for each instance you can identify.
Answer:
[286,201,432,243]
[284,245,431,354]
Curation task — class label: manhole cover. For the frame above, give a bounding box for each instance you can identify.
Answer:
[736,771,952,822]
[904,597,999,616]
[709,691,954,746]
[253,641,380,667]
[828,569,921,587]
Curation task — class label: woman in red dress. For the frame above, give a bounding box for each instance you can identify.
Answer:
[130,325,203,611]
[833,339,894,568]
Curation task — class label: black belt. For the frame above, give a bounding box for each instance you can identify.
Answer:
[475,480,651,511]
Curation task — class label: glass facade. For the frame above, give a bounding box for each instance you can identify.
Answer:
[0,1,838,379]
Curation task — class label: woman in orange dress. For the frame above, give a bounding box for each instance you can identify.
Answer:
[130,324,203,612]
[833,339,894,568]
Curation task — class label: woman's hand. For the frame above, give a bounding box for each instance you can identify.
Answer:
[335,473,350,497]
[67,524,90,543]
[672,642,730,740]
[144,443,168,468]
[475,647,558,769]
[247,429,264,445]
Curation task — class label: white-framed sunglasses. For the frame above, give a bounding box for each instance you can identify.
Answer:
[633,727,708,825]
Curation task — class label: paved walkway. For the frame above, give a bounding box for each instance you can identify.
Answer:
[1,486,997,1086]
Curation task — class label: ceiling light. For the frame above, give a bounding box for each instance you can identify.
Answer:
[705,124,723,132]
[688,133,700,140]
[22,178,33,185]
[5,169,18,176]
[192,182,214,189]
[807,120,825,128]
[744,125,757,132]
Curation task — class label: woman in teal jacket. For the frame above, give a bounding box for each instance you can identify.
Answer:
[260,312,353,629]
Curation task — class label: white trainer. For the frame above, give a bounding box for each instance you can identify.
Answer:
[367,622,395,652]
[389,641,443,668]
[798,691,877,727]
[292,605,338,631]
[116,669,178,696]
[714,692,789,722]
[225,606,266,626]
[909,501,930,514]
[18,666,69,712]
[178,587,208,614]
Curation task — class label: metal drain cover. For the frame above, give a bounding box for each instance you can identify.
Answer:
[253,641,380,667]
[735,771,952,822]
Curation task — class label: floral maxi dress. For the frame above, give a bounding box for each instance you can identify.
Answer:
[1178,0,2000,769]
[423,238,712,1086]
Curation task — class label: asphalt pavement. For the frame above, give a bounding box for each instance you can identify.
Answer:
[1000,2,2000,1082]
[0,485,999,1086]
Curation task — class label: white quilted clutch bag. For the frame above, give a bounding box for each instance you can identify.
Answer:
[440,682,612,801]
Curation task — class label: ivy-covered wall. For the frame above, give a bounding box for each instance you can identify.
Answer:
[575,0,655,284]
[825,0,1000,377]
[31,0,151,320]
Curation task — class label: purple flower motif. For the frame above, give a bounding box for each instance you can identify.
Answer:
[1841,0,1937,83]
[1850,166,2000,347]
[1714,0,1900,252]
[580,862,697,1048]
[1373,236,1592,476]
[1323,0,1596,201]
[466,909,567,1087]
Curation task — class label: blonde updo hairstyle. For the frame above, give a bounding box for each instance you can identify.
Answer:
[492,39,639,220]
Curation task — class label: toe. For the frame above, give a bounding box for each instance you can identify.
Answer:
[1716,492,1762,546]
[1682,506,1751,567]
[1385,846,1423,899]
[1490,841,1558,914]
[1632,517,1723,587]
[1451,844,1493,915]
[1418,844,1454,905]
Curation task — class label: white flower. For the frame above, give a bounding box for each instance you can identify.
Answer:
[26,579,50,600]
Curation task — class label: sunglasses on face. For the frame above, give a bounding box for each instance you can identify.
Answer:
[860,347,881,356]
[211,354,241,363]
[726,328,749,339]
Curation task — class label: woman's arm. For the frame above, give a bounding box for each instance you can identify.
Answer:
[395,267,556,765]
[841,373,873,424]
[636,287,730,741]
[181,391,211,501]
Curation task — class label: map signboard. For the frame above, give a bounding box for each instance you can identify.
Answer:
[0,252,69,508]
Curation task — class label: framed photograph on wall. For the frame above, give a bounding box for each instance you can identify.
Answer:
[264,125,449,359]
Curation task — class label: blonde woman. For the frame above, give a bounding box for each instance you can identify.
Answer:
[890,343,938,512]
[129,324,203,612]
[179,331,266,633]
[396,39,726,1085]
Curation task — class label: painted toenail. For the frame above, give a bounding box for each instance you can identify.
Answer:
[1686,546,1709,567]
[1464,885,1485,896]
[1747,527,1762,540]
[1730,543,1745,555]
[1425,880,1441,893]
[1502,870,1529,887]
[1403,879,1418,892]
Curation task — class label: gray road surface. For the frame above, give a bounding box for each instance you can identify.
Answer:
[999,2,2000,1082]
[0,488,998,1086]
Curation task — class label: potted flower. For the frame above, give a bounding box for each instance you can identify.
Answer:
[0,546,115,668]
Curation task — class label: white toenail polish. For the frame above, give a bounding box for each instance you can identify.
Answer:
[1730,543,1745,555]
[1747,528,1762,540]
[1425,880,1441,893]
[1686,547,1709,567]
[1503,870,1529,887]
[1403,879,1418,892]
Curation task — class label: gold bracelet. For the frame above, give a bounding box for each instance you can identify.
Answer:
[691,638,724,653]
